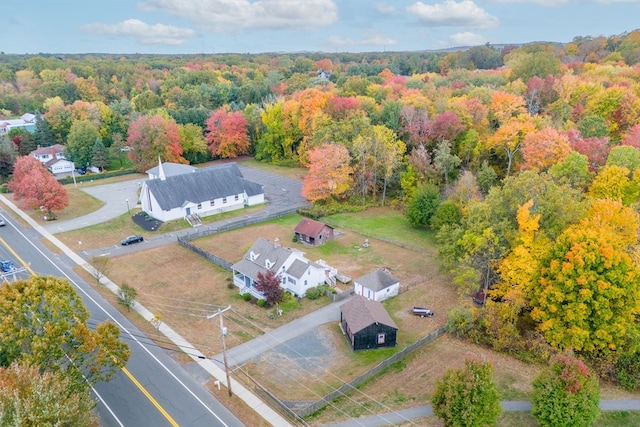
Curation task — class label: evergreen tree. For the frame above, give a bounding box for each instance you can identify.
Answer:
[32,111,53,147]
[91,138,110,171]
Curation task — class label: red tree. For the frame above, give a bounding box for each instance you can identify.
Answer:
[430,112,464,144]
[8,156,68,219]
[568,129,610,171]
[621,123,640,150]
[255,269,284,306]
[205,109,250,159]
[126,114,185,172]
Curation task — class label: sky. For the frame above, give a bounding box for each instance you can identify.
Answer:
[1,0,639,55]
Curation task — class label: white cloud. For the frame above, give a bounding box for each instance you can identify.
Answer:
[407,0,499,29]
[448,32,488,46]
[327,33,397,48]
[489,0,570,5]
[374,2,396,14]
[81,19,196,45]
[139,0,338,32]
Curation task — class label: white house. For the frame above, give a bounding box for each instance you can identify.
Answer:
[353,268,400,302]
[0,113,36,136]
[232,237,328,298]
[30,144,75,175]
[44,158,75,175]
[139,162,264,223]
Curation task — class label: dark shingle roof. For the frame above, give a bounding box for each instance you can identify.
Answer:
[146,163,262,210]
[294,218,332,236]
[341,296,398,333]
[355,269,399,292]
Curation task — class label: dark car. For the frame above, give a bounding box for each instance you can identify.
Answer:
[121,235,144,246]
[0,260,16,272]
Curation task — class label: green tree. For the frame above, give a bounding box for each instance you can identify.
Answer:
[431,201,462,231]
[179,123,209,164]
[118,283,137,312]
[91,137,110,171]
[549,151,593,190]
[477,160,497,194]
[66,120,100,168]
[606,145,640,171]
[532,353,600,427]
[577,115,609,138]
[433,140,461,189]
[406,181,440,227]
[506,46,562,82]
[431,359,503,427]
[0,362,96,427]
[0,276,130,388]
[32,111,54,147]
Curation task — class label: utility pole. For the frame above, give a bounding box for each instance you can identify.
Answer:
[207,306,233,397]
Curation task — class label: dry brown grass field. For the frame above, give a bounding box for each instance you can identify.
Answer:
[20,161,637,426]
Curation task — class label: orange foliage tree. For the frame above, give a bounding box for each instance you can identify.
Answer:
[486,117,536,176]
[8,156,68,219]
[301,143,353,203]
[521,128,572,171]
[126,114,186,172]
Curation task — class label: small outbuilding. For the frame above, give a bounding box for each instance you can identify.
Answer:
[340,296,398,351]
[353,268,400,302]
[294,218,334,246]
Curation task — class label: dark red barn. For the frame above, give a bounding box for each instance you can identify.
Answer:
[294,218,334,246]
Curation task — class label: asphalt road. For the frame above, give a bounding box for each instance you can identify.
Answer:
[1,210,244,427]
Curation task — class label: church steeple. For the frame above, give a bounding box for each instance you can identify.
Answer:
[158,155,166,181]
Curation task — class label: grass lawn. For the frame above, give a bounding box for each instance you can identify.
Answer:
[325,206,436,251]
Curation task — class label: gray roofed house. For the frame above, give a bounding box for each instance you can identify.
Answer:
[340,296,398,351]
[353,268,400,302]
[231,237,328,299]
[139,162,264,223]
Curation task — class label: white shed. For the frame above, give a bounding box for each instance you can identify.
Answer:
[353,269,400,302]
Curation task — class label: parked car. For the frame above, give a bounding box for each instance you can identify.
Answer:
[121,235,144,246]
[0,218,5,226]
[0,260,16,272]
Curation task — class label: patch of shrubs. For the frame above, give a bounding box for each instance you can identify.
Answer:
[241,292,252,301]
[306,287,321,300]
[256,299,267,308]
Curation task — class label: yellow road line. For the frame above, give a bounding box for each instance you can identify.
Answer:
[0,236,36,275]
[0,236,180,427]
[121,366,180,427]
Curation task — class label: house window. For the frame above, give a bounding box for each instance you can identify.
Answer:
[223,197,227,204]
[235,194,239,201]
[377,333,386,344]
[210,200,215,206]
[304,280,308,286]
[197,203,202,209]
